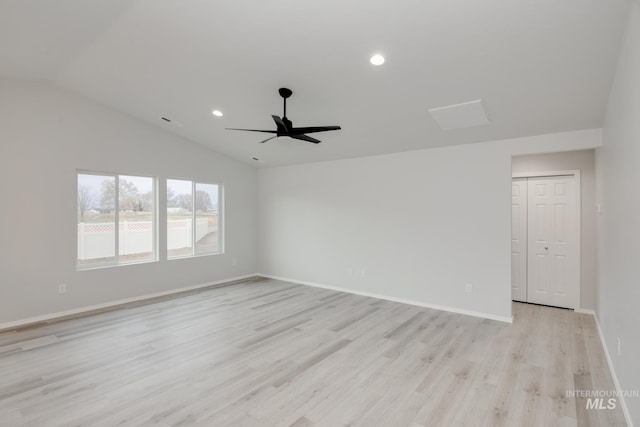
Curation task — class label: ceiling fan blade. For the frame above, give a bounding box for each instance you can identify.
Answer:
[290,134,321,144]
[271,115,289,133]
[226,128,277,133]
[226,89,341,146]
[290,125,341,135]
[258,135,277,144]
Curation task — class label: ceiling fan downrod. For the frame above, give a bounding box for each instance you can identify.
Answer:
[279,87,292,119]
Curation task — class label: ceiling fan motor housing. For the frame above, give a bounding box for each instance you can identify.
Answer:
[278,88,293,99]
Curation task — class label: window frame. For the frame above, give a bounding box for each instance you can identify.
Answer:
[76,170,158,270]
[166,178,224,260]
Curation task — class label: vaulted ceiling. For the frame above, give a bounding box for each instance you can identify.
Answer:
[0,0,631,167]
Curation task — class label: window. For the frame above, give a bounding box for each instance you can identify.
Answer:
[167,179,222,258]
[77,172,156,269]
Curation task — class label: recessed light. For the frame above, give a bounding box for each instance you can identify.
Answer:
[370,54,385,66]
[212,110,223,117]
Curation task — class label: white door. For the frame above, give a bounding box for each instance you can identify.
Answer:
[511,179,528,302]
[526,177,579,309]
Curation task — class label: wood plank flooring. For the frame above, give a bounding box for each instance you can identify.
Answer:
[0,277,626,426]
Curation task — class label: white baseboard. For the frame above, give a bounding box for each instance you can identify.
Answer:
[258,273,513,323]
[574,308,596,315]
[589,311,634,427]
[0,274,258,332]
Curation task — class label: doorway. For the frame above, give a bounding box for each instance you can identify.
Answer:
[511,171,581,309]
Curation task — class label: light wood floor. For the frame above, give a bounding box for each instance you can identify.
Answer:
[0,277,626,426]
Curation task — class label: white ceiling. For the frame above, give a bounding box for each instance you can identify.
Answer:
[0,0,631,167]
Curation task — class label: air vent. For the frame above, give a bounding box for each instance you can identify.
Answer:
[160,116,183,127]
[428,99,490,131]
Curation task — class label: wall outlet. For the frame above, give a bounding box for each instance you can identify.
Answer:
[232,257,237,266]
[360,269,366,278]
[465,283,473,293]
[347,268,353,277]
[58,284,67,294]
[617,337,621,356]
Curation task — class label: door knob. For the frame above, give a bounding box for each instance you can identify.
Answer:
[545,246,549,250]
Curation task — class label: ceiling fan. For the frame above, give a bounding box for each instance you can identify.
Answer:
[226,88,341,144]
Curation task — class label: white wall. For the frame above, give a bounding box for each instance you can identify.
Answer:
[598,2,640,423]
[258,129,602,321]
[0,79,258,325]
[512,149,597,310]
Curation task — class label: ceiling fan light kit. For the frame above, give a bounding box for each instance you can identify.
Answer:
[226,88,341,144]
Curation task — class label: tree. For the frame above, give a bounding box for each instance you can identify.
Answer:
[140,191,154,212]
[167,187,177,207]
[175,193,192,210]
[100,179,116,211]
[195,190,213,212]
[77,185,93,222]
[100,179,140,211]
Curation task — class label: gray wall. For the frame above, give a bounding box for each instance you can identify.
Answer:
[0,79,258,325]
[258,129,602,321]
[512,149,597,310]
[598,2,640,423]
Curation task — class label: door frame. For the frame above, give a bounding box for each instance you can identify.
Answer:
[511,169,581,309]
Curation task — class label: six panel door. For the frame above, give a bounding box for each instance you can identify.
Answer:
[511,179,528,302]
[526,176,579,309]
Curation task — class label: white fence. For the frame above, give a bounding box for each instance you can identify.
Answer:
[167,219,210,251]
[77,219,211,260]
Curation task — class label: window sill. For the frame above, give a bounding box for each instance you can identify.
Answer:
[76,258,159,272]
[167,252,223,261]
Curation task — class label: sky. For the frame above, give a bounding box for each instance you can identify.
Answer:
[78,173,153,194]
[78,173,219,209]
[168,179,219,203]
